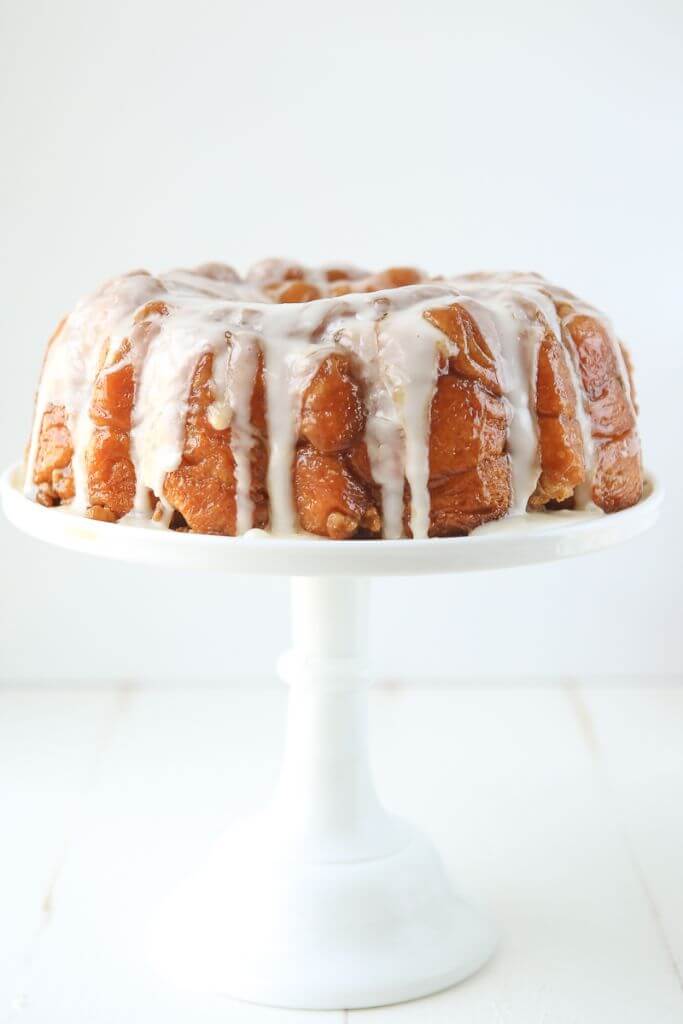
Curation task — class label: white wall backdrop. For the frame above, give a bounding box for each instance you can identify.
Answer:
[1,0,681,682]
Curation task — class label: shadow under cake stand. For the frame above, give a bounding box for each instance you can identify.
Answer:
[1,464,663,1010]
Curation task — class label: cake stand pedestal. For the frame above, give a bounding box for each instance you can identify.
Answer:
[0,464,663,1010]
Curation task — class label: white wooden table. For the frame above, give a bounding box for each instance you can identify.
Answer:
[2,678,682,1022]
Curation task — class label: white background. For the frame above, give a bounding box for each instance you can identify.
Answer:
[1,0,681,683]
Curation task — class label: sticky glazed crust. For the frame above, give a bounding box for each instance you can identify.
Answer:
[25,262,643,539]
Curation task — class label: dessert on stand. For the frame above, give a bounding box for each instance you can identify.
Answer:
[3,259,660,1009]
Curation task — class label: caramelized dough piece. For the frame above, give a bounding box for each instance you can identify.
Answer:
[33,403,75,505]
[164,351,269,534]
[345,440,377,490]
[277,281,322,303]
[592,432,642,513]
[427,375,509,535]
[424,303,511,534]
[90,341,134,431]
[368,267,423,290]
[248,259,306,289]
[88,302,172,520]
[328,283,353,297]
[86,503,118,523]
[429,377,507,476]
[31,318,73,506]
[86,340,136,520]
[346,440,383,522]
[564,315,634,439]
[428,458,511,536]
[133,299,169,324]
[87,428,136,519]
[329,266,424,296]
[424,304,502,396]
[295,445,380,539]
[300,355,366,453]
[325,267,353,282]
[164,352,237,534]
[425,302,592,522]
[557,305,642,511]
[249,261,424,302]
[324,265,369,293]
[295,355,379,538]
[249,351,267,433]
[529,327,585,508]
[245,352,269,526]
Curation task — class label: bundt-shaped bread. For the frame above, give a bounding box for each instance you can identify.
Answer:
[25,261,643,539]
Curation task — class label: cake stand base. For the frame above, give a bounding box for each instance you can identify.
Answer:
[148,575,496,1009]
[0,465,663,1011]
[152,815,495,1009]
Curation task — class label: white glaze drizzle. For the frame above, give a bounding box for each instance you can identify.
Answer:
[259,316,312,536]
[374,302,442,538]
[363,316,406,541]
[26,264,636,536]
[224,331,260,535]
[451,272,604,511]
[25,271,164,510]
[544,300,597,509]
[130,301,224,511]
[539,281,640,503]
[454,290,541,515]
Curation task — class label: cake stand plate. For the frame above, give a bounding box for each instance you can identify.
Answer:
[0,464,662,576]
[1,464,663,1010]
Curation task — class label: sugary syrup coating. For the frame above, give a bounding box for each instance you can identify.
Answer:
[295,355,379,538]
[164,352,269,534]
[86,339,136,520]
[529,324,585,508]
[556,303,642,511]
[423,304,511,534]
[295,446,381,539]
[277,281,322,303]
[33,404,75,506]
[299,354,366,453]
[164,352,238,533]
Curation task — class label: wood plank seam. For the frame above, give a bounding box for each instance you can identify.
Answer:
[7,683,139,1015]
[564,680,683,997]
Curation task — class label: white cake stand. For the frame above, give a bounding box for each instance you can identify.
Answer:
[1,464,663,1010]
